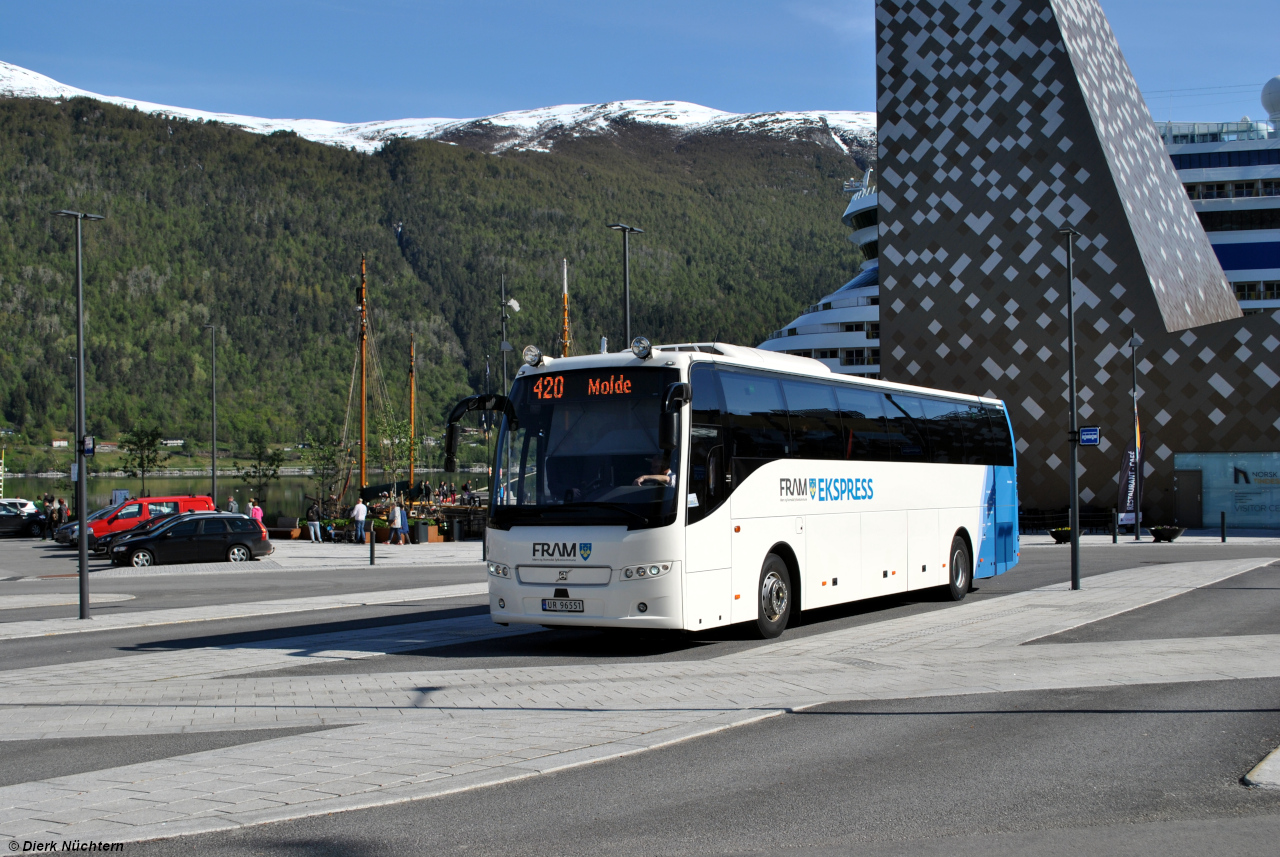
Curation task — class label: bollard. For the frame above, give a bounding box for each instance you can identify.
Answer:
[1112,509,1118,544]
[370,525,376,565]
[1221,510,1226,543]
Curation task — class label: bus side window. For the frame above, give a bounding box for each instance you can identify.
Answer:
[918,398,966,464]
[883,394,928,462]
[984,405,1015,466]
[958,404,993,465]
[688,364,728,523]
[780,379,842,460]
[720,370,789,481]
[834,386,891,461]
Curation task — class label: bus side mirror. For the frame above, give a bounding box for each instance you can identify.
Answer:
[659,413,678,451]
[659,382,690,450]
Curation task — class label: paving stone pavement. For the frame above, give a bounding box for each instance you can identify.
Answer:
[0,557,1276,845]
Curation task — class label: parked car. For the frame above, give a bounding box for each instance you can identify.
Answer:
[55,501,127,545]
[87,496,216,542]
[110,513,273,567]
[93,511,183,556]
[0,503,45,538]
[0,498,39,515]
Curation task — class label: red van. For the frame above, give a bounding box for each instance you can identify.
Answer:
[87,496,216,539]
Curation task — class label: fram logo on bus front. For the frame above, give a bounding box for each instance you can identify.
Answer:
[779,477,874,502]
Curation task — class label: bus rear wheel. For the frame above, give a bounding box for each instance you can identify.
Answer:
[755,554,792,639]
[946,536,971,602]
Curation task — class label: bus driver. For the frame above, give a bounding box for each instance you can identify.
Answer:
[633,453,677,487]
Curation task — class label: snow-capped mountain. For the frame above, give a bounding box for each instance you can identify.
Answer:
[0,60,876,156]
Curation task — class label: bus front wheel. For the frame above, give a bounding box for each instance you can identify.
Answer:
[946,536,971,602]
[756,554,792,639]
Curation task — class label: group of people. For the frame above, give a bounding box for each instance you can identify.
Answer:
[40,493,69,539]
[345,496,411,545]
[223,496,263,523]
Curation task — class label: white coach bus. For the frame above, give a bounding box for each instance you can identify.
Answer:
[444,339,1019,639]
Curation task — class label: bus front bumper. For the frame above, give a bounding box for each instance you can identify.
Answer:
[487,574,684,630]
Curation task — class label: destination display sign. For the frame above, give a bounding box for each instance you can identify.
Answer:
[523,368,674,402]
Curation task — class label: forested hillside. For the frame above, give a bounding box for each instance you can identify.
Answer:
[0,96,865,449]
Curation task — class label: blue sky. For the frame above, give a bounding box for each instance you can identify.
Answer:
[3,1,1277,123]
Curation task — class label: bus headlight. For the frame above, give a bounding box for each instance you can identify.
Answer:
[487,562,511,577]
[622,562,670,580]
[522,345,543,367]
[630,337,652,359]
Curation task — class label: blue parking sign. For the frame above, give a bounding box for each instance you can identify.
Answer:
[1079,426,1100,446]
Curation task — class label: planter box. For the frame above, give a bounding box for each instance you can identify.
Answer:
[1050,529,1072,544]
[1150,526,1185,543]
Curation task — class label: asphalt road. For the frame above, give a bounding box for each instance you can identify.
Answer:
[5,550,1274,823]
[128,678,1280,857]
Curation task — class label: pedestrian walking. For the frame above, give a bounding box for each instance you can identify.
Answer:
[248,500,264,526]
[42,497,57,539]
[388,501,401,545]
[306,500,322,543]
[352,498,368,544]
[400,502,411,544]
[227,496,239,514]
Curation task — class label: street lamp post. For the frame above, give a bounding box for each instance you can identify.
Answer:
[1131,328,1142,541]
[53,209,104,620]
[205,324,217,508]
[606,223,643,345]
[1059,227,1081,591]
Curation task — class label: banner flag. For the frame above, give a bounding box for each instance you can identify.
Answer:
[1118,417,1143,525]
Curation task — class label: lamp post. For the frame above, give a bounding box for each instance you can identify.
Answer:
[606,223,643,345]
[1059,227,1081,591]
[205,324,217,508]
[1130,328,1142,541]
[53,209,104,620]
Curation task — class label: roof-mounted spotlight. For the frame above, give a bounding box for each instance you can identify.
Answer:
[522,345,544,367]
[630,336,652,360]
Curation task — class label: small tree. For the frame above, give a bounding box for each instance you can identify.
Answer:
[302,430,347,516]
[374,413,411,490]
[120,424,170,497]
[238,433,285,509]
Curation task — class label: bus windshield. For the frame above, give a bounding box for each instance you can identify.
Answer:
[491,366,681,530]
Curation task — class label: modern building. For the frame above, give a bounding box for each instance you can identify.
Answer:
[1159,80,1280,317]
[758,174,883,378]
[867,0,1280,528]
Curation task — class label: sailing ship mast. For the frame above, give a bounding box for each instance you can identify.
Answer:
[560,258,571,357]
[358,255,368,489]
[408,334,416,495]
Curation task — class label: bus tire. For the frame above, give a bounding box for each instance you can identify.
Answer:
[946,536,971,602]
[756,553,792,639]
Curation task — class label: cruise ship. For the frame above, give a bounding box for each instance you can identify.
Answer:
[757,171,882,377]
[1157,76,1279,313]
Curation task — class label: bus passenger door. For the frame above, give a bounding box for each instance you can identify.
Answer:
[684,365,732,630]
[862,510,907,595]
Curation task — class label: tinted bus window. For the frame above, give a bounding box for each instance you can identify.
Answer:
[834,386,891,461]
[919,397,966,464]
[688,364,728,523]
[955,403,993,465]
[720,371,789,482]
[985,405,1015,466]
[781,379,842,460]
[883,394,928,461]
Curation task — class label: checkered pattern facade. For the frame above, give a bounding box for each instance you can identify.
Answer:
[875,0,1280,520]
